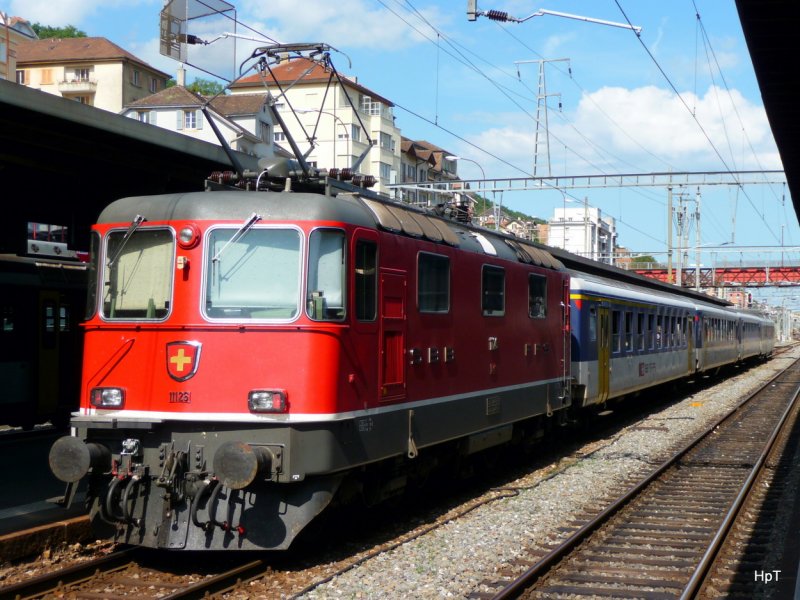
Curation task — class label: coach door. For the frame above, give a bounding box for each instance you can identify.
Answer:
[597,305,611,403]
[687,314,695,373]
[379,270,407,402]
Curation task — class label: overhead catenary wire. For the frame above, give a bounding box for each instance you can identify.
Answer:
[383,0,674,216]
[614,0,782,244]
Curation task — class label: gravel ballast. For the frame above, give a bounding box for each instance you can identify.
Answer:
[299,347,800,599]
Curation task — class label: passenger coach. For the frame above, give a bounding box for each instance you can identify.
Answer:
[569,270,774,408]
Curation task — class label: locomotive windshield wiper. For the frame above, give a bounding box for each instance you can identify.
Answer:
[107,215,146,268]
[211,212,262,264]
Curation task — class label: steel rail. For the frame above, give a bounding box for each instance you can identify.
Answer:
[160,558,269,599]
[491,357,799,600]
[679,378,800,598]
[0,546,141,599]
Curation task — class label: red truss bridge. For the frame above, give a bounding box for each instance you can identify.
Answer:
[633,265,800,288]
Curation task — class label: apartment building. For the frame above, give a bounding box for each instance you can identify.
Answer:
[229,57,402,196]
[548,205,617,264]
[121,77,276,159]
[16,36,170,112]
[1,14,37,81]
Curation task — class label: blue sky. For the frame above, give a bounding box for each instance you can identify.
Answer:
[10,0,797,302]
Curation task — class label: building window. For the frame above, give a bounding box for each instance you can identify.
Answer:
[16,69,26,84]
[131,70,140,86]
[71,67,90,81]
[149,77,158,93]
[350,124,361,143]
[137,111,151,124]
[418,253,449,313]
[360,95,381,116]
[482,265,505,316]
[73,96,91,104]
[260,123,270,143]
[379,162,391,181]
[176,109,202,130]
[40,69,54,84]
[380,132,392,151]
[274,131,286,142]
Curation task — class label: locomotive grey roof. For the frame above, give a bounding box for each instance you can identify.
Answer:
[98,189,379,229]
[99,187,566,270]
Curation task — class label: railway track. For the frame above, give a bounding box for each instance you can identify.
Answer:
[0,546,271,599]
[471,355,800,599]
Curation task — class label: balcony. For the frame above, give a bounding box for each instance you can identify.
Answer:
[58,78,98,94]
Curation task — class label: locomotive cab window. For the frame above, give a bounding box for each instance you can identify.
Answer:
[528,274,547,318]
[103,227,174,320]
[418,252,450,313]
[205,226,301,320]
[307,229,346,321]
[482,265,505,316]
[85,232,100,319]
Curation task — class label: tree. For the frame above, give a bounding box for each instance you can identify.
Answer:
[32,23,87,38]
[166,77,227,96]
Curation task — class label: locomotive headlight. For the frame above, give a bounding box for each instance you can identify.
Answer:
[248,390,288,413]
[90,387,125,408]
[177,224,200,249]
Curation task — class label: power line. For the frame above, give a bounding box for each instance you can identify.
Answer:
[613,0,781,244]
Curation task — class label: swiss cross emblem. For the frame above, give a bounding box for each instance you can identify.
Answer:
[166,341,201,382]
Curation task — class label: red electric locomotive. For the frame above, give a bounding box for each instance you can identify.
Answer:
[49,166,571,550]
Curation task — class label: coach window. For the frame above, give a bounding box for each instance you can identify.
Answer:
[656,314,664,348]
[104,227,174,320]
[355,240,377,321]
[647,313,655,349]
[624,311,633,351]
[528,274,547,318]
[482,265,505,316]
[612,310,621,353]
[418,252,450,313]
[307,229,346,321]
[637,313,646,350]
[589,307,597,342]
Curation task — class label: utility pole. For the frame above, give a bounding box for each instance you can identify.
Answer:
[515,58,569,177]
[667,187,673,284]
[694,187,701,291]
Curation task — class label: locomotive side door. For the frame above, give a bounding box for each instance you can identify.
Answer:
[597,304,611,403]
[379,270,407,402]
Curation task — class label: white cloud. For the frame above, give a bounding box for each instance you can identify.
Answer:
[551,84,780,173]
[448,84,779,185]
[236,0,444,50]
[10,0,153,27]
[541,32,577,58]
